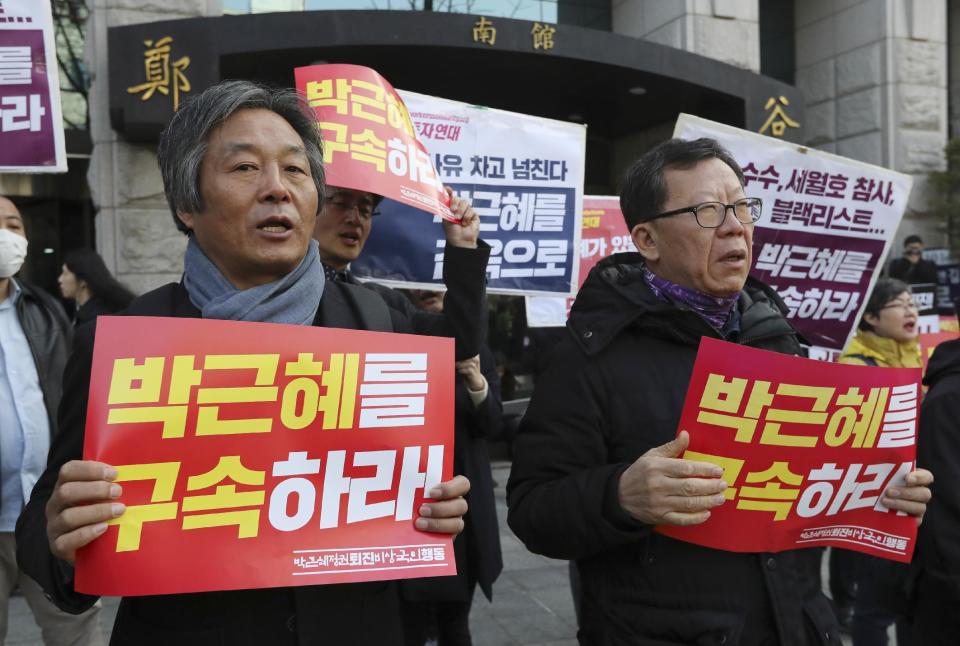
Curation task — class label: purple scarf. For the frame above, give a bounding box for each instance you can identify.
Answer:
[642,266,739,330]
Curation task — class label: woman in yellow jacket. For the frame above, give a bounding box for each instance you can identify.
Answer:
[836,277,920,646]
[839,277,921,369]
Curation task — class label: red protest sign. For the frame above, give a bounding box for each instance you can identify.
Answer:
[564,196,634,312]
[294,64,455,221]
[75,317,455,596]
[578,196,635,286]
[659,337,920,562]
[567,195,637,317]
[526,197,636,325]
[940,313,959,333]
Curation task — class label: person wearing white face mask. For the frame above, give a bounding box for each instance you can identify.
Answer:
[0,197,104,645]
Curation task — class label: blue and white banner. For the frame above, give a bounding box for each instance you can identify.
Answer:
[351,90,586,296]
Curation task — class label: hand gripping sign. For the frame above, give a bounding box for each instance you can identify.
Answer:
[659,337,921,562]
[350,89,586,296]
[76,317,456,596]
[294,64,456,222]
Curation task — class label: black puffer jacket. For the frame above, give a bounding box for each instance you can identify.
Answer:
[915,339,960,598]
[507,254,840,646]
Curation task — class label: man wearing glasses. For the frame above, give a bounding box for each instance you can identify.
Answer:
[506,138,932,645]
[313,187,490,362]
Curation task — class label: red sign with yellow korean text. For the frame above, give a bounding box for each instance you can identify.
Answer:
[294,64,455,221]
[75,317,456,596]
[659,337,921,562]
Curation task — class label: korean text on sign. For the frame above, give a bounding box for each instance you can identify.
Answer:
[658,337,920,562]
[294,64,454,222]
[673,114,912,359]
[524,196,635,328]
[351,88,585,297]
[0,0,66,171]
[76,316,456,596]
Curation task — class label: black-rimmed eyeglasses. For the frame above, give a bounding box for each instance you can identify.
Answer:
[325,196,379,220]
[880,300,919,313]
[646,197,763,229]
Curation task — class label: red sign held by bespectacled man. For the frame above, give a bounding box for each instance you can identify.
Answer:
[660,337,921,562]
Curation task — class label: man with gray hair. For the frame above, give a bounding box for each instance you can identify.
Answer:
[507,138,933,645]
[16,80,474,645]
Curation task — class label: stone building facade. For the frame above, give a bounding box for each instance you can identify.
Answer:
[84,0,222,294]
[70,1,960,291]
[795,0,948,234]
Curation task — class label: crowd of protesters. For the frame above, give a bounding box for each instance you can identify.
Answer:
[0,77,954,646]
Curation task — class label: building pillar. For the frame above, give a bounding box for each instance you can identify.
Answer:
[949,0,960,137]
[612,0,760,72]
[795,0,948,246]
[86,0,221,294]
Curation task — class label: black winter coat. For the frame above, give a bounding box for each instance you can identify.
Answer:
[888,257,938,286]
[74,296,122,326]
[402,344,503,602]
[452,345,503,600]
[915,339,960,601]
[507,254,841,646]
[347,245,502,602]
[344,242,490,362]
[16,280,428,646]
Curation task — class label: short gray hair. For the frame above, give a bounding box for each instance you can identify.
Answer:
[157,79,325,235]
[619,138,744,231]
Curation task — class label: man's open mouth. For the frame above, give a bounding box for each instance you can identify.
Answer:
[257,215,293,233]
[720,250,746,262]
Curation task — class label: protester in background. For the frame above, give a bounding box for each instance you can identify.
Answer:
[506,138,933,645]
[837,278,920,646]
[888,235,938,286]
[58,249,135,325]
[839,278,920,370]
[313,186,489,362]
[400,288,503,646]
[16,80,473,645]
[0,197,104,645]
[913,337,960,644]
[493,351,517,402]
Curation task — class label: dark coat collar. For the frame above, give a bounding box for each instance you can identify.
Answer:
[567,253,800,356]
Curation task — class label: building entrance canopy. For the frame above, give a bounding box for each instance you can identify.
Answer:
[108,9,804,146]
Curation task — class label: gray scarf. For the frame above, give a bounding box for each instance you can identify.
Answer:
[182,236,323,325]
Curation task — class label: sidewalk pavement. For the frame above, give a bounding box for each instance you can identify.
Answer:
[468,461,577,646]
[6,460,864,645]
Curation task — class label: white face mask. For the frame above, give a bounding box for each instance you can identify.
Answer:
[0,229,28,278]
